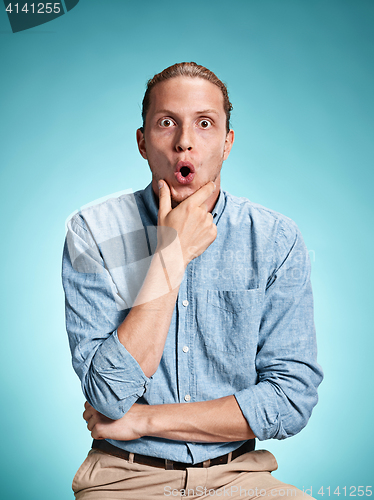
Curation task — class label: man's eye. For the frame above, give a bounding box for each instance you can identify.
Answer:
[160,119,174,127]
[199,120,212,129]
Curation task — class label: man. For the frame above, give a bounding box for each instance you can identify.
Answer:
[62,62,323,499]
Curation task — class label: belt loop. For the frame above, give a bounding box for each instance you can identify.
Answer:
[128,453,134,464]
[165,459,174,470]
[203,459,211,468]
[227,452,232,464]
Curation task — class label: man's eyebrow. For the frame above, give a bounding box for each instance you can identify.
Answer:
[153,109,174,116]
[195,109,220,115]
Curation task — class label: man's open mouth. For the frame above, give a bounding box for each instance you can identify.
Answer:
[174,162,195,184]
[180,166,191,177]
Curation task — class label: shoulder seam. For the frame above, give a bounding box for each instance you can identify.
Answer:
[70,213,88,232]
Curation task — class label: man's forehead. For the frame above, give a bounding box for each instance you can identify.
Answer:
[148,77,225,114]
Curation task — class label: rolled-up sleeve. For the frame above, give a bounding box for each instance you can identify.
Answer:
[234,219,323,441]
[62,215,150,420]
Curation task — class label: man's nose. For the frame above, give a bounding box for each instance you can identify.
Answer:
[175,126,193,152]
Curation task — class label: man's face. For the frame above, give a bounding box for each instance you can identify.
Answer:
[137,76,234,209]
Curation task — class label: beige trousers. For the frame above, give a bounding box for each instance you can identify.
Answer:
[73,449,313,500]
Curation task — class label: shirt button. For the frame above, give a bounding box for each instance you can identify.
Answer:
[182,300,189,307]
[184,394,191,402]
[182,346,189,353]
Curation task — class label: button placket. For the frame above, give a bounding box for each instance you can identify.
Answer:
[176,281,189,407]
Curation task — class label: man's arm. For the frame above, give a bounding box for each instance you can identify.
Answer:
[84,396,256,443]
[116,180,218,377]
[63,180,218,420]
[62,212,151,420]
[233,219,324,440]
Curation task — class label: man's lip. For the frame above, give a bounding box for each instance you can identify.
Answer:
[174,161,195,185]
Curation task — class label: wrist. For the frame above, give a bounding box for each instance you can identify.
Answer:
[137,405,153,437]
[117,404,150,439]
[156,241,187,287]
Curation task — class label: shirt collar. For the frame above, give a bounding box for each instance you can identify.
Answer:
[140,182,226,226]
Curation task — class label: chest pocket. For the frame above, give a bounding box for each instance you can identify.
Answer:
[204,289,262,353]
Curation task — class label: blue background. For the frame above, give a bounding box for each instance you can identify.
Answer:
[0,0,373,498]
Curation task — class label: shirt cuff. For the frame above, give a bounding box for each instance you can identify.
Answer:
[91,330,151,401]
[234,383,287,441]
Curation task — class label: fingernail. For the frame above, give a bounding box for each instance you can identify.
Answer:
[213,182,216,190]
[158,180,163,189]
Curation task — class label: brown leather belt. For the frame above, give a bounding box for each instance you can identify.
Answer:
[92,439,255,470]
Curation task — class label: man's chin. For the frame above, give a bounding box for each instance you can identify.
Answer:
[170,185,196,207]
[170,194,188,208]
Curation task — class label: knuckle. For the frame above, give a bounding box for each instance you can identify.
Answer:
[198,211,205,222]
[205,215,213,226]
[91,428,98,439]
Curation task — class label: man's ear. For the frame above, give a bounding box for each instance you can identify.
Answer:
[223,129,234,161]
[136,128,147,160]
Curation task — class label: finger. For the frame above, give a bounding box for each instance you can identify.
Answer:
[183,181,216,209]
[86,414,96,431]
[84,401,95,412]
[157,180,172,222]
[83,409,91,421]
[91,425,104,440]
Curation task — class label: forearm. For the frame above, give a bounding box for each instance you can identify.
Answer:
[84,396,256,443]
[117,180,217,379]
[117,241,184,378]
[145,396,256,442]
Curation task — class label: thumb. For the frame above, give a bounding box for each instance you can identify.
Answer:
[157,180,172,223]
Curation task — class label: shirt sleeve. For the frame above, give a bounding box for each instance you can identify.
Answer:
[234,218,324,440]
[62,214,151,420]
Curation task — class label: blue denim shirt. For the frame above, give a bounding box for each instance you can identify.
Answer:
[62,183,323,464]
